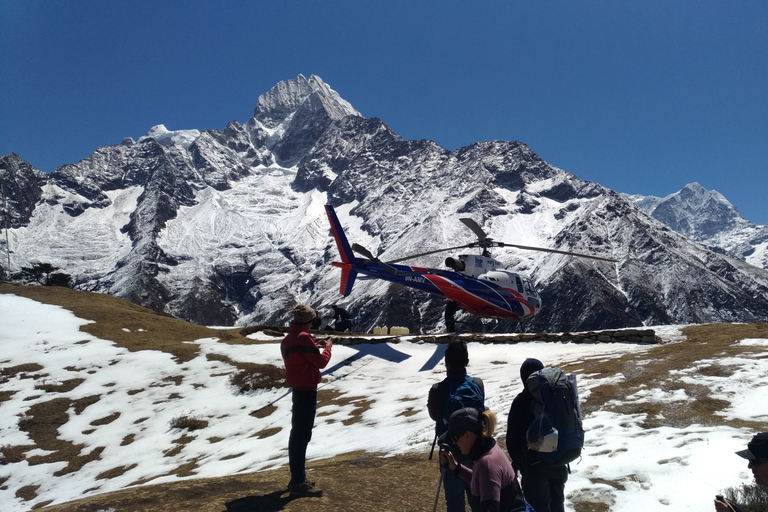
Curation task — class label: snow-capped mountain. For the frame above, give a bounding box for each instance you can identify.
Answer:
[626,183,768,270]
[2,74,768,332]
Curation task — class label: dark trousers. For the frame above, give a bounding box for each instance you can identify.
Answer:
[288,389,317,485]
[444,467,480,512]
[520,462,568,512]
[334,319,352,332]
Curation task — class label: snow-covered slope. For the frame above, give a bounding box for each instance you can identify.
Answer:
[1,293,767,511]
[2,75,768,332]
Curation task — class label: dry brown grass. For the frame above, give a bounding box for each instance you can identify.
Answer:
[316,388,375,427]
[214,353,286,393]
[0,283,267,363]
[3,283,767,511]
[37,451,445,512]
[34,379,85,393]
[2,363,45,379]
[567,323,768,431]
[1,444,31,464]
[169,415,209,431]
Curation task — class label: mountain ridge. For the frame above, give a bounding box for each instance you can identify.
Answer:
[2,75,768,332]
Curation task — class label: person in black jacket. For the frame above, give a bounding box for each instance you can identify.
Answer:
[506,358,568,512]
[330,304,352,332]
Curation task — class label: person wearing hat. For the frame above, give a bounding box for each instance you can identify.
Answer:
[281,304,333,497]
[506,358,568,512]
[737,431,768,487]
[439,407,531,512]
[714,432,768,511]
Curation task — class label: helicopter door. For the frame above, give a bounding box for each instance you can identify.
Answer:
[515,275,524,293]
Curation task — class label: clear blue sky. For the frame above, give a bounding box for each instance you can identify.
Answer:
[2,1,767,223]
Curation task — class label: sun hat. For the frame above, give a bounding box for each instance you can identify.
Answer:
[736,432,768,461]
[292,304,317,325]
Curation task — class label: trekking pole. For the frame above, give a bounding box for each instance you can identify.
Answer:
[429,433,437,460]
[432,464,445,512]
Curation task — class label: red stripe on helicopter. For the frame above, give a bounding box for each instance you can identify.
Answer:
[332,261,356,296]
[423,274,533,319]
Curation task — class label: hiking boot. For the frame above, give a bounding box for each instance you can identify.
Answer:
[287,479,314,491]
[289,480,323,497]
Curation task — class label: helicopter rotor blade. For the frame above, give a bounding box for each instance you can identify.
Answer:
[459,218,489,243]
[494,241,617,262]
[459,218,615,262]
[385,244,474,264]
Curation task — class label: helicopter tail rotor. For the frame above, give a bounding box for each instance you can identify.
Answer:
[352,243,399,276]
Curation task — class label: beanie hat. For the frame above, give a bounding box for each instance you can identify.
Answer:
[520,358,544,384]
[292,304,317,325]
[736,432,768,461]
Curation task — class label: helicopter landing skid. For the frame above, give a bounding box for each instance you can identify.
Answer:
[451,316,519,334]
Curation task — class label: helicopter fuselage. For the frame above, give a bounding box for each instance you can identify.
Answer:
[325,205,541,321]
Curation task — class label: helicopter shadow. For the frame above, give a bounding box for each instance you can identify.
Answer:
[321,342,412,377]
[418,343,446,372]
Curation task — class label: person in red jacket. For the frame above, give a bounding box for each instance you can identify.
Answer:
[281,304,333,497]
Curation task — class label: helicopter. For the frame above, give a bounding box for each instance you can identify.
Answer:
[324,204,617,330]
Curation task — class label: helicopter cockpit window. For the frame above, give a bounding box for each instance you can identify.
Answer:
[523,278,536,294]
[515,276,523,293]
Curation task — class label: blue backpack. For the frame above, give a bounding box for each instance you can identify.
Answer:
[525,367,584,465]
[440,375,485,435]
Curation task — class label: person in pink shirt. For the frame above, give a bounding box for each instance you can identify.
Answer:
[440,407,533,512]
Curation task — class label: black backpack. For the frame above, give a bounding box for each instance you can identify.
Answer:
[525,367,584,465]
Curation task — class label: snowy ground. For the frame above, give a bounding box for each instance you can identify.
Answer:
[1,294,766,511]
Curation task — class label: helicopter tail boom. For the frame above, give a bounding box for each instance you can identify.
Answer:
[325,205,356,264]
[326,205,361,295]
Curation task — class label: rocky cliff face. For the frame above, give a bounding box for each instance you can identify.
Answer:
[0,153,48,228]
[2,75,768,332]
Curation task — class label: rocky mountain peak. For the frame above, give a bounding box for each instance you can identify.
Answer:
[627,183,767,271]
[138,124,201,149]
[253,74,360,129]
[630,182,744,237]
